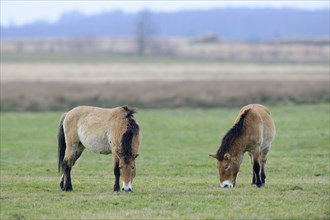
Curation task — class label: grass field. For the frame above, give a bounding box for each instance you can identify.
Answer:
[0,104,329,219]
[1,51,329,111]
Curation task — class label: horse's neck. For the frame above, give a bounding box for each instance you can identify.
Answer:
[228,137,246,159]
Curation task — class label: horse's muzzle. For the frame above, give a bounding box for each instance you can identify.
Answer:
[122,188,132,192]
[122,181,132,192]
[220,180,234,188]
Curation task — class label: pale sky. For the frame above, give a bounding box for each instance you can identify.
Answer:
[1,0,329,27]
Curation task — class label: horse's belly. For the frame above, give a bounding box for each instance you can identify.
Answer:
[85,139,112,154]
[78,129,112,154]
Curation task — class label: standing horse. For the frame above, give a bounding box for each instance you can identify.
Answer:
[58,105,141,192]
[209,104,275,188]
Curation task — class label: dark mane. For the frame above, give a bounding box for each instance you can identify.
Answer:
[216,109,250,160]
[121,106,139,162]
[122,105,136,119]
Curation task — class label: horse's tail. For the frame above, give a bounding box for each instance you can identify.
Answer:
[58,113,67,173]
[121,106,139,159]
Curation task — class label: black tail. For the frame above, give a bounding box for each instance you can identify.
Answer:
[121,106,139,161]
[58,114,66,173]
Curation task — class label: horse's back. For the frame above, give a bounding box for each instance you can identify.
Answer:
[63,106,129,154]
[65,106,127,127]
[64,106,115,134]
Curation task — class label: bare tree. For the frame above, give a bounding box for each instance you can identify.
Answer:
[135,10,156,56]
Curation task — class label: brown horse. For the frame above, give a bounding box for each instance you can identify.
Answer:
[210,104,276,188]
[58,105,141,192]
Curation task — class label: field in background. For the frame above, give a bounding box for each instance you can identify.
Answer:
[1,104,329,219]
[2,80,329,111]
[1,38,329,219]
[1,60,328,82]
[2,37,329,64]
[1,40,329,111]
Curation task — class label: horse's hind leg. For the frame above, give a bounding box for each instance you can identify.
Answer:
[261,159,266,184]
[61,143,84,191]
[260,147,270,185]
[62,160,73,191]
[253,159,263,187]
[60,174,64,189]
[252,172,257,185]
[248,153,257,185]
[260,154,267,184]
[250,148,263,187]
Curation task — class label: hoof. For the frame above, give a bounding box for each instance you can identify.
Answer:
[256,183,265,188]
[62,186,73,191]
[113,184,120,192]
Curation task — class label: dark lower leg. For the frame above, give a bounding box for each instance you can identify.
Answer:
[62,161,73,191]
[261,158,267,184]
[60,175,64,190]
[253,161,263,187]
[261,166,266,184]
[252,172,256,185]
[113,161,120,192]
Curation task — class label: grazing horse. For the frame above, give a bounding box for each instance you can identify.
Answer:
[209,104,275,188]
[58,105,141,192]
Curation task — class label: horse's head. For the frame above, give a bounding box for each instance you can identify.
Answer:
[209,153,240,188]
[119,154,139,192]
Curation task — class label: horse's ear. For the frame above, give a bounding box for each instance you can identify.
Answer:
[224,153,231,161]
[209,154,217,159]
[134,154,139,159]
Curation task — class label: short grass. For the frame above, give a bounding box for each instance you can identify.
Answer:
[0,104,329,219]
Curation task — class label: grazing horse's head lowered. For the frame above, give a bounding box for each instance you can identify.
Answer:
[115,107,140,192]
[210,104,276,188]
[210,153,241,188]
[209,110,247,188]
[117,154,139,192]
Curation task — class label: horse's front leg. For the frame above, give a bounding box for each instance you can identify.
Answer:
[113,161,120,192]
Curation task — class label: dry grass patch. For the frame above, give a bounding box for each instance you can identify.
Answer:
[1,62,328,82]
[1,80,329,111]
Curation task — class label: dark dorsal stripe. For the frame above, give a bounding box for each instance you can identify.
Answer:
[121,106,139,162]
[216,109,250,160]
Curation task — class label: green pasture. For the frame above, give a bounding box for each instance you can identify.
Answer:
[0,104,329,219]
